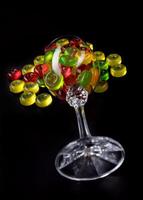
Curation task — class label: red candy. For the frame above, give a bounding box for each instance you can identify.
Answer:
[44,43,57,52]
[34,64,49,78]
[23,72,39,82]
[69,38,82,47]
[61,66,72,78]
[77,64,91,74]
[8,68,22,80]
[56,85,69,100]
[64,74,77,86]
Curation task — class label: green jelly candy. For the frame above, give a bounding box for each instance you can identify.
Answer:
[98,60,109,70]
[34,56,44,65]
[100,70,110,81]
[44,50,54,63]
[77,70,92,87]
[59,55,78,67]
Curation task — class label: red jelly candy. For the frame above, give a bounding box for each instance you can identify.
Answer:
[77,64,91,74]
[61,66,72,78]
[69,38,82,47]
[8,68,22,80]
[44,43,57,52]
[23,72,39,82]
[34,64,49,78]
[56,85,69,100]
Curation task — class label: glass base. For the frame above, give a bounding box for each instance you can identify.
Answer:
[55,136,125,181]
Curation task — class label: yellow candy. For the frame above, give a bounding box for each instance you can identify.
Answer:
[56,38,69,46]
[106,54,122,66]
[34,55,44,65]
[94,81,108,93]
[86,42,93,50]
[19,92,36,106]
[22,64,35,75]
[94,51,105,61]
[9,80,25,93]
[36,93,52,108]
[24,82,39,93]
[82,52,93,65]
[110,64,127,77]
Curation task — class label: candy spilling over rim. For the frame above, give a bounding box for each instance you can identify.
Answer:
[8,36,127,107]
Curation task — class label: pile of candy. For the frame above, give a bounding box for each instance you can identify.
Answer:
[8,37,127,107]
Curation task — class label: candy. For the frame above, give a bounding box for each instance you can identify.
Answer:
[24,82,39,93]
[110,64,127,77]
[34,64,49,78]
[44,43,57,52]
[36,93,52,107]
[94,51,105,61]
[44,50,54,63]
[93,60,109,73]
[8,69,22,80]
[22,64,35,75]
[106,54,122,66]
[61,66,72,78]
[56,38,69,46]
[82,52,93,65]
[100,70,109,81]
[59,55,78,67]
[33,55,44,65]
[23,72,39,82]
[44,71,64,90]
[19,91,36,106]
[77,70,92,87]
[90,67,100,89]
[94,81,108,93]
[9,80,25,93]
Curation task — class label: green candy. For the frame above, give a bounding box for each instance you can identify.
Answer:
[44,50,54,63]
[59,55,78,67]
[77,70,92,87]
[34,56,44,65]
[93,60,109,70]
[100,70,109,81]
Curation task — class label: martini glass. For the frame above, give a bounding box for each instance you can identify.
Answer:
[44,36,125,181]
[55,85,125,181]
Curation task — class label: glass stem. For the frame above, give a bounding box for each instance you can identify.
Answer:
[74,106,91,139]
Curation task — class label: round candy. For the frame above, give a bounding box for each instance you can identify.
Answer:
[9,80,25,93]
[56,38,69,46]
[8,69,22,80]
[19,92,36,106]
[110,64,127,77]
[44,51,54,63]
[23,72,39,82]
[24,82,39,93]
[22,64,35,75]
[100,70,109,81]
[94,81,108,93]
[44,71,64,90]
[33,55,44,65]
[94,51,105,60]
[36,93,52,108]
[34,64,49,78]
[106,54,122,66]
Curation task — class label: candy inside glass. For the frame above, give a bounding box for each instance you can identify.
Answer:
[44,36,125,181]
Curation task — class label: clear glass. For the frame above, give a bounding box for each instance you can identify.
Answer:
[55,86,125,181]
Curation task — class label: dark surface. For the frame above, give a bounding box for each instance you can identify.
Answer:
[0,5,138,199]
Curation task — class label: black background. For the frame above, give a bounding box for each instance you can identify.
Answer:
[0,3,139,199]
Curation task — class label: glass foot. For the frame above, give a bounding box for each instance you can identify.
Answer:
[55,136,125,181]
